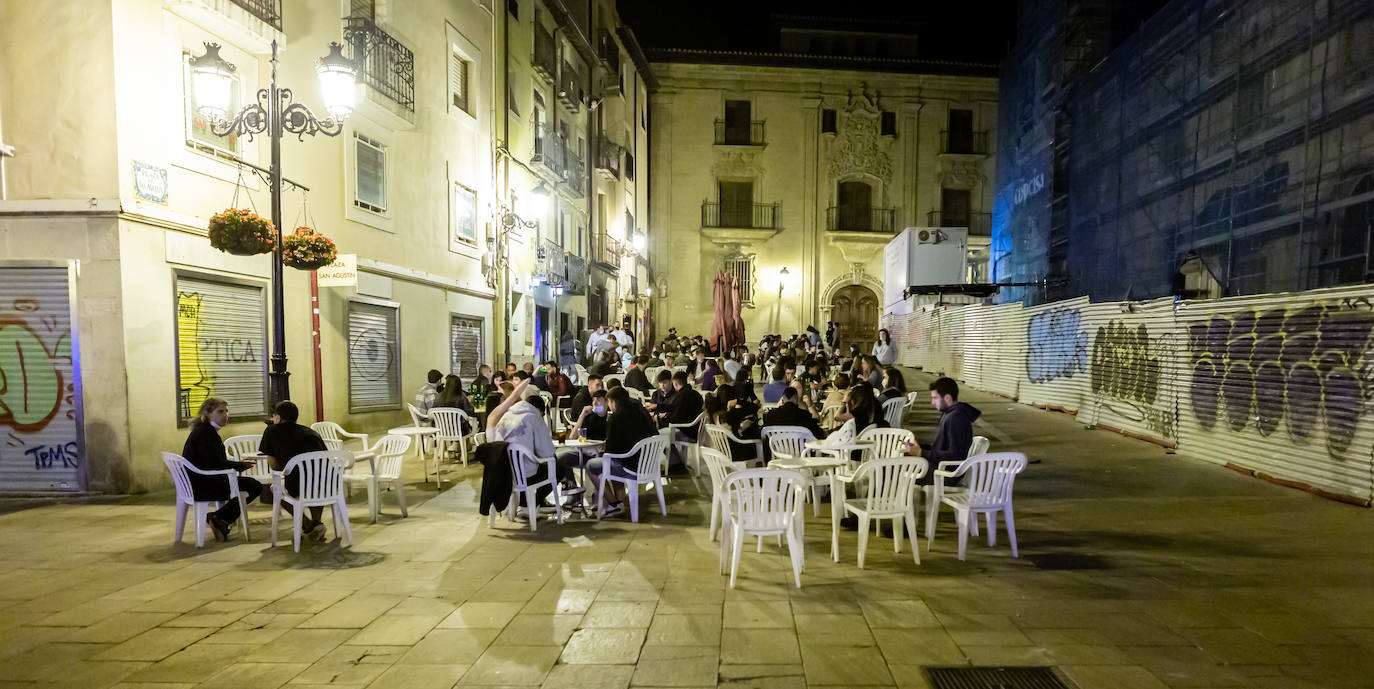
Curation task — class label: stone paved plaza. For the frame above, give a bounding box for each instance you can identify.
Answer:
[1,371,1372,689]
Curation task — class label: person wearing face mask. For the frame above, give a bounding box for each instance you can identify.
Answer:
[879,367,907,401]
[904,377,981,485]
[180,397,263,541]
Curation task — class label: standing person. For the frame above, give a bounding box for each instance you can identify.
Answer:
[806,325,822,347]
[180,397,263,541]
[258,401,330,541]
[826,321,839,350]
[904,377,981,484]
[611,323,634,352]
[585,325,607,363]
[872,328,897,366]
[414,369,442,417]
[559,330,579,372]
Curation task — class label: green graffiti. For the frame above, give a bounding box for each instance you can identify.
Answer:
[0,322,69,431]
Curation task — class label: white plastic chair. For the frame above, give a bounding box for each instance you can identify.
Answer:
[881,397,907,428]
[311,422,369,453]
[763,427,826,515]
[857,426,915,463]
[906,391,921,408]
[603,373,625,388]
[668,412,706,476]
[625,387,644,401]
[343,435,411,522]
[498,443,564,532]
[705,423,764,465]
[162,452,251,547]
[925,436,989,544]
[930,451,1027,560]
[830,457,928,568]
[269,450,354,553]
[406,404,435,455]
[430,408,475,484]
[596,435,670,523]
[224,434,270,481]
[719,468,807,588]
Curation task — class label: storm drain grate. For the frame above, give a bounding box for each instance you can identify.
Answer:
[926,666,1073,689]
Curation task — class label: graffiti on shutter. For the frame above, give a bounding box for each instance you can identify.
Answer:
[174,275,268,423]
[348,300,400,411]
[450,315,483,378]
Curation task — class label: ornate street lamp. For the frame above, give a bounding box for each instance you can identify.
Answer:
[191,40,356,406]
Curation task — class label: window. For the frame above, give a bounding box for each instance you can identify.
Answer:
[174,273,267,425]
[508,82,521,117]
[354,133,387,213]
[347,299,401,412]
[723,253,755,306]
[719,181,753,227]
[451,180,477,247]
[821,108,837,134]
[450,52,471,115]
[941,187,971,226]
[507,0,518,19]
[450,315,484,379]
[625,210,634,238]
[182,51,242,159]
[723,100,751,144]
[880,111,897,137]
[946,109,973,152]
[624,150,635,179]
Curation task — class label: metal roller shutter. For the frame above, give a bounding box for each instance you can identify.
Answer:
[1079,296,1181,446]
[0,265,83,492]
[450,315,484,379]
[348,299,401,412]
[174,274,268,424]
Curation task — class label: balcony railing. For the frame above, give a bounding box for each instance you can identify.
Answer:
[940,130,990,155]
[532,22,557,83]
[558,61,583,112]
[595,136,621,180]
[826,207,896,233]
[926,210,992,236]
[564,151,585,197]
[598,30,621,81]
[713,119,766,146]
[230,0,282,30]
[702,201,779,229]
[344,17,415,111]
[532,134,565,177]
[595,232,623,268]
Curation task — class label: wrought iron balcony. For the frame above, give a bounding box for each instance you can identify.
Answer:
[558,61,583,112]
[594,232,623,269]
[532,22,557,83]
[564,151,585,197]
[596,136,621,180]
[344,17,415,112]
[926,210,992,236]
[598,30,621,82]
[826,207,896,233]
[702,201,779,229]
[939,130,990,155]
[714,119,766,146]
[532,134,565,177]
[230,0,282,30]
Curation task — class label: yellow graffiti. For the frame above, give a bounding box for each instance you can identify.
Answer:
[177,291,210,417]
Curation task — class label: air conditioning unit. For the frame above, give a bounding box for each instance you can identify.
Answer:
[916,228,945,244]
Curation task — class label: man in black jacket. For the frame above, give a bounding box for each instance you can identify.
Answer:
[666,371,703,439]
[259,401,330,541]
[569,374,603,418]
[762,386,826,440]
[645,370,676,427]
[906,377,981,484]
[587,387,660,515]
[181,398,262,541]
[623,355,653,393]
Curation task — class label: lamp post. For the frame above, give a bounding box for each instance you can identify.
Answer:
[191,40,356,406]
[491,182,550,365]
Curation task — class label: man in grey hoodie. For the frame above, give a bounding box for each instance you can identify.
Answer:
[906,377,981,485]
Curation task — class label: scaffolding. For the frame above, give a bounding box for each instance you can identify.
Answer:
[993,0,1374,305]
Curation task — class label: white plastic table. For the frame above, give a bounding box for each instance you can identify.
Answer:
[554,438,605,513]
[387,427,440,484]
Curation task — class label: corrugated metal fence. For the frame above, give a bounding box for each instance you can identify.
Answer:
[885,284,1374,505]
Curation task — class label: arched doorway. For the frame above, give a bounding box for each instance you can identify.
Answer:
[831,284,879,354]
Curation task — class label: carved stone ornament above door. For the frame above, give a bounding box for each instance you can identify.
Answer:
[937,160,987,188]
[712,149,764,179]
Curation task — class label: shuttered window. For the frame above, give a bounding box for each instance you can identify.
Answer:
[174,274,267,424]
[724,253,755,307]
[354,133,387,213]
[347,299,401,412]
[450,52,470,115]
[450,315,484,379]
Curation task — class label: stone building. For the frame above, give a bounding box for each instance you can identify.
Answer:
[648,38,998,353]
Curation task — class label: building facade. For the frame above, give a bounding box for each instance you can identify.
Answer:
[649,57,997,352]
[993,0,1374,305]
[0,0,651,494]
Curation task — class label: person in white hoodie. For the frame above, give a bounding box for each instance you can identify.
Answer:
[872,328,897,366]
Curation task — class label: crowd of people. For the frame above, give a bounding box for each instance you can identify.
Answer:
[177,321,980,536]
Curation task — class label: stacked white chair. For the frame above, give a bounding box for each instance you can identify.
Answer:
[930,451,1027,560]
[881,396,907,428]
[343,435,411,522]
[269,449,354,553]
[925,435,990,543]
[719,468,807,588]
[500,443,564,532]
[596,435,670,522]
[162,452,251,547]
[830,457,928,568]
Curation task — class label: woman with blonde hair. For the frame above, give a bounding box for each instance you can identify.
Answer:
[180,397,262,541]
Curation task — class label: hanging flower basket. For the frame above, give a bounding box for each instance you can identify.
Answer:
[208,208,276,256]
[282,227,338,271]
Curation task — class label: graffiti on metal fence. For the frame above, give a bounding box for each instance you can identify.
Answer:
[1026,307,1088,384]
[1187,303,1374,458]
[1090,320,1175,438]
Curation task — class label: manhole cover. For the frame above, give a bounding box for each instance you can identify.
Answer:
[926,666,1073,689]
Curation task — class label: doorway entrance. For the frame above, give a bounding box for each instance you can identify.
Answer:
[831,284,879,355]
[535,305,550,362]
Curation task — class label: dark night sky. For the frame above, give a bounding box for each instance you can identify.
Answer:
[616,0,1021,65]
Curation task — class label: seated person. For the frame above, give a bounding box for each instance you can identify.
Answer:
[258,401,330,541]
[433,374,475,433]
[569,374,604,418]
[822,372,850,409]
[665,371,703,441]
[762,385,826,440]
[414,369,442,418]
[646,370,676,427]
[647,350,665,367]
[904,377,981,485]
[588,350,618,377]
[623,355,653,393]
[698,358,725,393]
[471,364,494,398]
[711,383,761,462]
[833,384,888,440]
[585,387,659,515]
[181,397,263,541]
[880,367,907,401]
[486,379,573,508]
[541,361,575,401]
[762,362,791,403]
